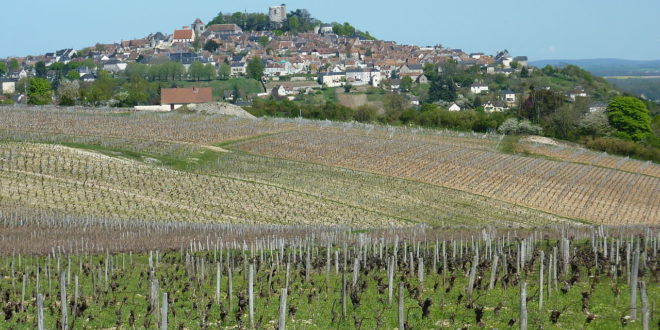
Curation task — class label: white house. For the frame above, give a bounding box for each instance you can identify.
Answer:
[346,68,381,87]
[103,60,127,73]
[588,101,607,113]
[172,29,194,44]
[470,83,489,94]
[231,62,247,76]
[502,90,516,106]
[319,72,346,87]
[448,103,461,111]
[569,88,588,102]
[1,79,17,94]
[483,101,509,113]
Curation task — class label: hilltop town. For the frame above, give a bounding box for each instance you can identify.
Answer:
[0,5,535,108]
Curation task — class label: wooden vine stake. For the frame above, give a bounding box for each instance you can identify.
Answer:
[278,288,287,330]
[520,281,528,330]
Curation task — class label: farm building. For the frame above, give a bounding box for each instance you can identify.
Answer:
[161,87,213,110]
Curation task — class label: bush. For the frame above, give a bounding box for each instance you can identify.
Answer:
[498,118,543,135]
[581,137,660,163]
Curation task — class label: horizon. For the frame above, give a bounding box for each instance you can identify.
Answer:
[1,0,658,61]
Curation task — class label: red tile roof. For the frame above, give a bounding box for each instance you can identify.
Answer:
[173,29,194,40]
[161,88,212,105]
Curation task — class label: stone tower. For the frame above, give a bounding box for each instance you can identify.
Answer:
[269,4,287,24]
[191,18,205,37]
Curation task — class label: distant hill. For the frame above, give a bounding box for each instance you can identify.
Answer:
[530,58,660,77]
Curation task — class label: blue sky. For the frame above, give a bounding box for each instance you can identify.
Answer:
[1,0,657,60]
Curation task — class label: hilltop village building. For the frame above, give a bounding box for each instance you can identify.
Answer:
[2,5,531,109]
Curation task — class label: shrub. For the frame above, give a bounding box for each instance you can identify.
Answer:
[581,137,660,163]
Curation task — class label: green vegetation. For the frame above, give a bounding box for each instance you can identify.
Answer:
[247,57,265,81]
[607,96,652,141]
[27,77,52,105]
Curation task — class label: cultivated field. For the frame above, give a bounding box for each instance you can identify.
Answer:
[0,217,657,329]
[236,130,660,225]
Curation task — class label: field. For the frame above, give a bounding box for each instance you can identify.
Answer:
[0,216,657,329]
[0,106,658,329]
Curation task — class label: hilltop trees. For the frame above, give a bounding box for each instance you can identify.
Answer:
[607,96,652,141]
[0,62,6,76]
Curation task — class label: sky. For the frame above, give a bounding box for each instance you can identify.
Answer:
[1,0,657,60]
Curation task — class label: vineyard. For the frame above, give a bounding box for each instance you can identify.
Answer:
[0,216,657,329]
[0,106,658,328]
[235,130,660,225]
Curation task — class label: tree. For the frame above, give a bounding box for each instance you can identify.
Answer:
[343,84,353,93]
[203,64,216,80]
[579,111,612,138]
[258,36,270,49]
[203,40,219,53]
[400,76,413,91]
[8,59,19,72]
[35,61,47,77]
[247,57,264,80]
[520,66,529,78]
[0,62,6,76]
[607,96,652,141]
[192,39,202,52]
[188,61,205,81]
[57,79,80,106]
[65,71,80,81]
[27,77,52,105]
[219,63,231,80]
[428,76,457,102]
[520,89,565,123]
[287,16,300,32]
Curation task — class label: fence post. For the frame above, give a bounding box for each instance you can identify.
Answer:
[249,264,255,329]
[37,293,44,330]
[60,271,68,330]
[631,245,640,320]
[161,293,168,330]
[398,282,405,330]
[489,254,499,290]
[520,282,527,330]
[278,288,287,330]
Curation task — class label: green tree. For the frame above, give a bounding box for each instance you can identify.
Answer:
[8,59,19,72]
[607,96,652,141]
[0,62,6,76]
[258,36,270,48]
[343,83,353,93]
[188,61,204,81]
[288,16,300,32]
[192,39,202,51]
[35,61,47,77]
[27,77,52,105]
[203,64,216,80]
[247,57,264,80]
[428,76,457,102]
[203,40,219,52]
[520,66,529,78]
[65,70,80,81]
[57,79,80,106]
[219,63,231,80]
[400,76,413,91]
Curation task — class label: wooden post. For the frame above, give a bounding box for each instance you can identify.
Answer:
[388,257,394,305]
[249,264,255,329]
[37,293,44,330]
[228,267,233,313]
[641,281,649,330]
[341,270,347,321]
[489,254,499,290]
[467,253,478,297]
[216,263,221,304]
[539,251,544,312]
[60,271,68,330]
[630,246,640,320]
[278,288,287,330]
[73,275,78,318]
[398,282,405,330]
[520,282,528,330]
[161,293,168,330]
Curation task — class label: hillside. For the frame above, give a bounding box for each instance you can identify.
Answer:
[530,58,660,77]
[1,107,657,227]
